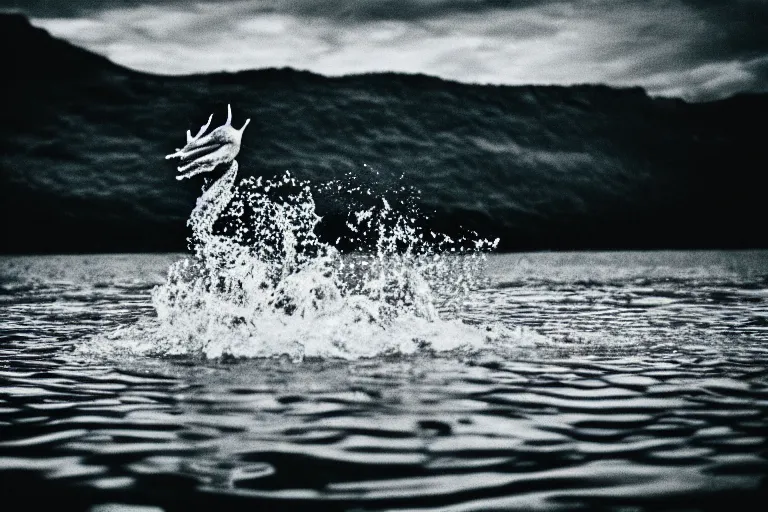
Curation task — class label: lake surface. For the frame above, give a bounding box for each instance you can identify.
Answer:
[1,251,767,511]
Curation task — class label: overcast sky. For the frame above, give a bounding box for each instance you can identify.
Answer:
[4,0,767,101]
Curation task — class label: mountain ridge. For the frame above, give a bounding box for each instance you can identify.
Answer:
[2,13,129,79]
[5,13,673,101]
[1,14,766,253]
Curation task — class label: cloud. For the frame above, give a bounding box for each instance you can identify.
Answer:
[3,1,552,21]
[680,0,768,56]
[10,0,768,101]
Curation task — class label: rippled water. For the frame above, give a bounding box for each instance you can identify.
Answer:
[1,251,767,511]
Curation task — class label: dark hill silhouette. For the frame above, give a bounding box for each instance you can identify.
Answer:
[2,12,126,79]
[1,14,766,253]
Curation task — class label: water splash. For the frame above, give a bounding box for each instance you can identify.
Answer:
[83,108,538,361]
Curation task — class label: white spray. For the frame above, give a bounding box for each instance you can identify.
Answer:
[88,107,515,361]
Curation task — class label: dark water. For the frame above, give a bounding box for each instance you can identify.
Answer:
[1,251,767,511]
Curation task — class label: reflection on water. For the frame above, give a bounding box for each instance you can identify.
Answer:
[1,251,767,511]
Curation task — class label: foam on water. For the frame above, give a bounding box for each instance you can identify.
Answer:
[80,111,540,360]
